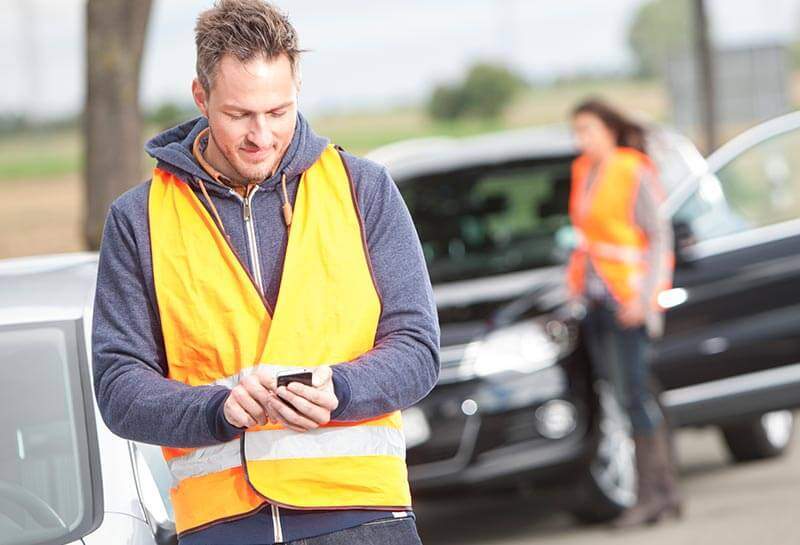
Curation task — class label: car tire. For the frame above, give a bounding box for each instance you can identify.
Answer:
[570,380,637,524]
[721,410,795,462]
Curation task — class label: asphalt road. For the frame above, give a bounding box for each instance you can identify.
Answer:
[415,422,800,545]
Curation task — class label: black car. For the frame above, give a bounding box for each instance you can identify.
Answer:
[368,111,800,521]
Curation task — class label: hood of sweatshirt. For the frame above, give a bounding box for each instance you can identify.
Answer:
[144,112,329,197]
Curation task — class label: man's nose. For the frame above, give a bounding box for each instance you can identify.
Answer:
[247,115,273,148]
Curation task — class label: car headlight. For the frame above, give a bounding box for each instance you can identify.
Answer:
[463,318,575,378]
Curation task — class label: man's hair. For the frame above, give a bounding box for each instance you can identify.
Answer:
[195,0,301,92]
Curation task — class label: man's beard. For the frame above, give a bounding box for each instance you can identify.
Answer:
[230,158,274,184]
[209,127,278,184]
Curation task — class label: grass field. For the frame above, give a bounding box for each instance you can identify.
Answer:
[0,130,81,181]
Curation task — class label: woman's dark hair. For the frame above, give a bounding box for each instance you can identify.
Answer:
[572,98,647,153]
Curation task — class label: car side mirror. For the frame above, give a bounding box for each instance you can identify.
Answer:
[672,220,695,266]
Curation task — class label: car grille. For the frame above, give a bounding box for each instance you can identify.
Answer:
[406,412,468,466]
[437,343,471,384]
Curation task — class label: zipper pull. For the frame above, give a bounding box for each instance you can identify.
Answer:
[243,198,252,222]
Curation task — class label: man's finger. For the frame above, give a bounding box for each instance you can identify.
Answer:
[269,396,319,430]
[268,404,311,432]
[264,392,282,424]
[277,387,330,425]
[241,375,271,409]
[312,366,332,388]
[225,401,256,428]
[287,381,338,411]
[230,387,268,426]
[255,367,277,391]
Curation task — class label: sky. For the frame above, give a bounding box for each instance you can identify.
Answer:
[1,0,799,120]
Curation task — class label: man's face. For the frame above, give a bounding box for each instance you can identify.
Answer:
[192,53,298,183]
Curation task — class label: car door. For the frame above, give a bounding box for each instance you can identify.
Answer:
[653,114,800,392]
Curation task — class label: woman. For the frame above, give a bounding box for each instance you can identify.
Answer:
[567,98,681,527]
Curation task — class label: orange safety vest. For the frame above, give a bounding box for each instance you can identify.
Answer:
[566,147,670,307]
[148,145,411,536]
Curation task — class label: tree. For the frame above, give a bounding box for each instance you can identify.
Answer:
[627,0,692,78]
[428,62,526,122]
[84,0,153,250]
[428,85,466,121]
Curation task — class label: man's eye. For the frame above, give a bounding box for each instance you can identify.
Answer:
[271,110,286,118]
[228,113,247,120]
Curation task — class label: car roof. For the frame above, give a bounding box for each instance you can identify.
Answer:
[368,123,705,197]
[0,252,98,326]
[366,125,578,182]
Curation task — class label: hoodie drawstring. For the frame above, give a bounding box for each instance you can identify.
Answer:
[197,178,228,237]
[280,172,293,227]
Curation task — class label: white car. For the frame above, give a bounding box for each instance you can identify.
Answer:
[0,253,175,545]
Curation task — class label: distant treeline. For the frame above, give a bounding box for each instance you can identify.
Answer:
[0,102,197,138]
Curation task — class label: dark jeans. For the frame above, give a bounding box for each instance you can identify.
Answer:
[287,518,423,545]
[583,302,663,434]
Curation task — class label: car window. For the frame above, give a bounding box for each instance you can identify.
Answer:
[401,160,573,284]
[0,327,85,544]
[672,173,749,243]
[675,127,800,243]
[715,127,800,229]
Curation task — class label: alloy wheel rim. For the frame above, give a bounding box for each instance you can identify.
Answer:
[589,381,637,507]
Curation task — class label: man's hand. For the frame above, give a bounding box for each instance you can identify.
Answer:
[223,367,280,428]
[617,299,646,329]
[268,366,339,432]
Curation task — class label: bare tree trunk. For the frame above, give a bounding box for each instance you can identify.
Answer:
[693,0,717,154]
[84,0,153,250]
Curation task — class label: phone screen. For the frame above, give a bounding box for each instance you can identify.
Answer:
[276,371,313,388]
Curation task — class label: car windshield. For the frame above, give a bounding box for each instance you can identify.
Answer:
[400,158,574,284]
[0,325,85,545]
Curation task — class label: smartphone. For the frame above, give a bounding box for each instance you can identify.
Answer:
[276,370,313,389]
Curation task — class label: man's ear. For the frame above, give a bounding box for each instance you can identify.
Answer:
[192,78,209,117]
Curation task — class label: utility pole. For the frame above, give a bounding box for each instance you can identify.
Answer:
[693,0,717,153]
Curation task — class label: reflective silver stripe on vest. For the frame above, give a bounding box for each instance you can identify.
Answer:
[587,240,645,263]
[245,425,406,462]
[167,425,406,482]
[575,228,645,264]
[167,440,241,482]
[575,229,644,264]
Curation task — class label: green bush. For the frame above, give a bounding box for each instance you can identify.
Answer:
[428,62,526,121]
[428,84,466,121]
[147,102,194,130]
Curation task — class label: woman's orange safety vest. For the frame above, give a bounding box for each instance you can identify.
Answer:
[567,147,668,307]
[148,145,411,536]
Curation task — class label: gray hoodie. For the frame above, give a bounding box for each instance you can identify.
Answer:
[92,113,440,448]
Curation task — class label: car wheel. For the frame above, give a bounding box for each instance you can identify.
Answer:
[570,381,637,524]
[721,410,795,462]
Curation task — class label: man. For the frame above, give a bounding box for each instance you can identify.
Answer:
[92,1,439,544]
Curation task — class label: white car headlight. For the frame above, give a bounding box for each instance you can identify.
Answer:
[463,318,573,378]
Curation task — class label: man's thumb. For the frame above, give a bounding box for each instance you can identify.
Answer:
[313,366,332,387]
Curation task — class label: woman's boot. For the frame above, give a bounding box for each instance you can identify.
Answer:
[612,433,670,528]
[654,424,683,518]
